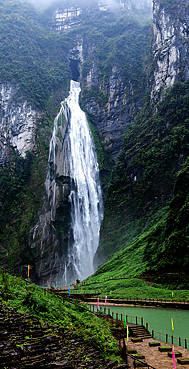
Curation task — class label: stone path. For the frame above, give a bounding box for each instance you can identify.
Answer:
[126,337,189,369]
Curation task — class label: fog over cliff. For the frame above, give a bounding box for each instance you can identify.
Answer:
[22,0,152,12]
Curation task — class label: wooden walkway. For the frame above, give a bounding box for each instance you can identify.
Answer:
[86,297,189,310]
[49,288,189,309]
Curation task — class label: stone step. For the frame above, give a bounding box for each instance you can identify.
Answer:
[168,351,182,358]
[158,346,172,352]
[132,354,145,360]
[131,338,143,343]
[134,360,147,367]
[149,341,160,347]
[129,324,152,339]
[177,358,189,365]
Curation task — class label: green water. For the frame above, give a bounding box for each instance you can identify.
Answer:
[91,305,189,345]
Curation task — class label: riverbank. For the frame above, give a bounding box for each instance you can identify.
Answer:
[88,303,189,348]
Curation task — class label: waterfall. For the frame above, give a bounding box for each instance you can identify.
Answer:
[46,80,103,285]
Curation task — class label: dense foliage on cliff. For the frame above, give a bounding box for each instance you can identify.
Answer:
[0,0,71,108]
[0,0,152,275]
[159,0,189,15]
[0,0,189,288]
[0,112,55,271]
[98,80,189,276]
[81,15,151,102]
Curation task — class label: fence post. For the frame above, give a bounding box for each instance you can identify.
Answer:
[93,305,94,312]
[179,337,181,347]
[152,330,154,338]
[116,313,118,321]
[141,317,143,326]
[185,339,187,349]
[125,339,128,367]
[108,308,110,315]
[136,316,138,325]
[166,334,168,343]
[171,335,174,345]
[146,323,148,330]
[112,312,114,319]
[121,313,123,322]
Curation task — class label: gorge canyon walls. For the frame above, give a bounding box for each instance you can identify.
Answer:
[1,0,189,283]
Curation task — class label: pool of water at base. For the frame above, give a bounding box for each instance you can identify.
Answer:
[91,304,189,343]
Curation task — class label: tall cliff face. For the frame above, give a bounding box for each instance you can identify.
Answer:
[96,0,189,266]
[0,83,40,165]
[79,25,152,160]
[152,0,189,98]
[81,66,137,159]
[0,0,152,282]
[51,2,152,160]
[30,104,71,286]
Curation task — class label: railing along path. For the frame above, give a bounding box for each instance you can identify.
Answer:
[89,305,189,350]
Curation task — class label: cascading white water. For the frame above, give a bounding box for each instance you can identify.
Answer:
[46,80,103,285]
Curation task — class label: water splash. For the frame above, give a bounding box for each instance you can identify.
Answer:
[46,80,103,285]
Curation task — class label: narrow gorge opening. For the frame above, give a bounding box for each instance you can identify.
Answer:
[69,58,80,81]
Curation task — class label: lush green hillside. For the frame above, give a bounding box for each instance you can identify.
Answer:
[0,0,71,108]
[0,0,71,269]
[81,15,151,107]
[0,113,55,271]
[96,81,189,279]
[0,0,152,274]
[0,267,121,362]
[0,0,188,289]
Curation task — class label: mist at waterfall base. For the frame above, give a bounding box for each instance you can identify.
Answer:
[46,80,103,286]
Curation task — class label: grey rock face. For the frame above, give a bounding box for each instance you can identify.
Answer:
[29,102,71,286]
[0,82,40,165]
[152,0,189,98]
[82,65,137,159]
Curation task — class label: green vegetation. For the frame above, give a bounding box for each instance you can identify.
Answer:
[98,81,189,278]
[0,112,54,269]
[81,14,151,114]
[0,268,121,361]
[0,0,152,273]
[74,271,189,300]
[0,0,71,109]
[0,0,188,296]
[75,220,189,299]
[159,0,189,15]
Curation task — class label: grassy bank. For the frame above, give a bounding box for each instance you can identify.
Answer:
[74,220,189,301]
[75,276,189,301]
[0,268,122,362]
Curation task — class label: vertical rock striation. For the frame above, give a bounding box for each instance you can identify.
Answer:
[0,82,40,165]
[152,0,189,98]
